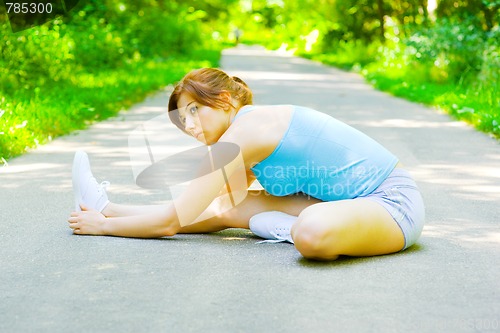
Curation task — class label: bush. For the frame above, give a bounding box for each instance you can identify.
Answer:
[0,1,221,162]
[0,21,76,94]
[404,17,488,84]
[300,17,499,139]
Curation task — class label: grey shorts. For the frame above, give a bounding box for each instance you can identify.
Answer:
[363,168,425,250]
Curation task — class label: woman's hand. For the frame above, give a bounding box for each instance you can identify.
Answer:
[68,204,106,235]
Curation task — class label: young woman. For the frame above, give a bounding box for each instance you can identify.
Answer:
[68,68,425,260]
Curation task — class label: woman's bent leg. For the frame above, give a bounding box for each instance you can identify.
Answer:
[103,203,166,217]
[291,198,405,260]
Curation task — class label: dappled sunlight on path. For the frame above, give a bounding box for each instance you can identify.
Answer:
[423,223,500,249]
[414,163,500,201]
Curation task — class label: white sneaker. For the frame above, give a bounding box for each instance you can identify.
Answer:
[249,211,297,244]
[72,151,110,212]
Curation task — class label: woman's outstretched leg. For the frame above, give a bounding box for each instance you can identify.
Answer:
[179,191,320,233]
[103,191,320,234]
[102,203,166,218]
[72,150,321,235]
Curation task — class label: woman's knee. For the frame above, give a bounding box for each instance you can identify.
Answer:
[292,209,342,260]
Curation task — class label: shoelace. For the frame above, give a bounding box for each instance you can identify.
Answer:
[88,178,110,196]
[97,180,110,193]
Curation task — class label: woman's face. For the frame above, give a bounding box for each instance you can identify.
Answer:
[176,93,230,145]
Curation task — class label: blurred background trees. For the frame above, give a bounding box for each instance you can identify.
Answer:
[224,0,499,137]
[0,0,220,161]
[1,0,498,161]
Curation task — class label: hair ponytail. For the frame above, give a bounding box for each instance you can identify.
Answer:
[231,76,253,107]
[168,68,253,114]
[231,76,245,85]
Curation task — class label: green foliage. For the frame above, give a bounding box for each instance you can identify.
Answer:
[227,0,499,139]
[0,0,222,162]
[436,0,500,30]
[2,0,499,163]
[367,19,499,138]
[405,17,489,83]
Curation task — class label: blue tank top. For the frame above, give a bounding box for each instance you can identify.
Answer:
[232,105,398,201]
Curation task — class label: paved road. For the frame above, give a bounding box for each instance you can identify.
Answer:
[1,45,499,333]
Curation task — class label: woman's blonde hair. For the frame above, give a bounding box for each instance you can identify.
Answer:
[168,68,253,131]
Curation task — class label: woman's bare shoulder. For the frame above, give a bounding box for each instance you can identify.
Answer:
[229,105,293,131]
[223,105,293,141]
[219,105,293,168]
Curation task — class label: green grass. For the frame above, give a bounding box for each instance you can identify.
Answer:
[0,49,220,163]
[363,71,500,139]
[303,51,500,140]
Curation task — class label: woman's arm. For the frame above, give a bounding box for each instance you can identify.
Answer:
[68,204,180,238]
[170,143,247,227]
[69,143,248,237]
[68,108,281,238]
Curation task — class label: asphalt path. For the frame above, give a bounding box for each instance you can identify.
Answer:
[1,45,499,333]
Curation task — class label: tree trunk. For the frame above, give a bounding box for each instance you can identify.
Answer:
[376,0,385,42]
